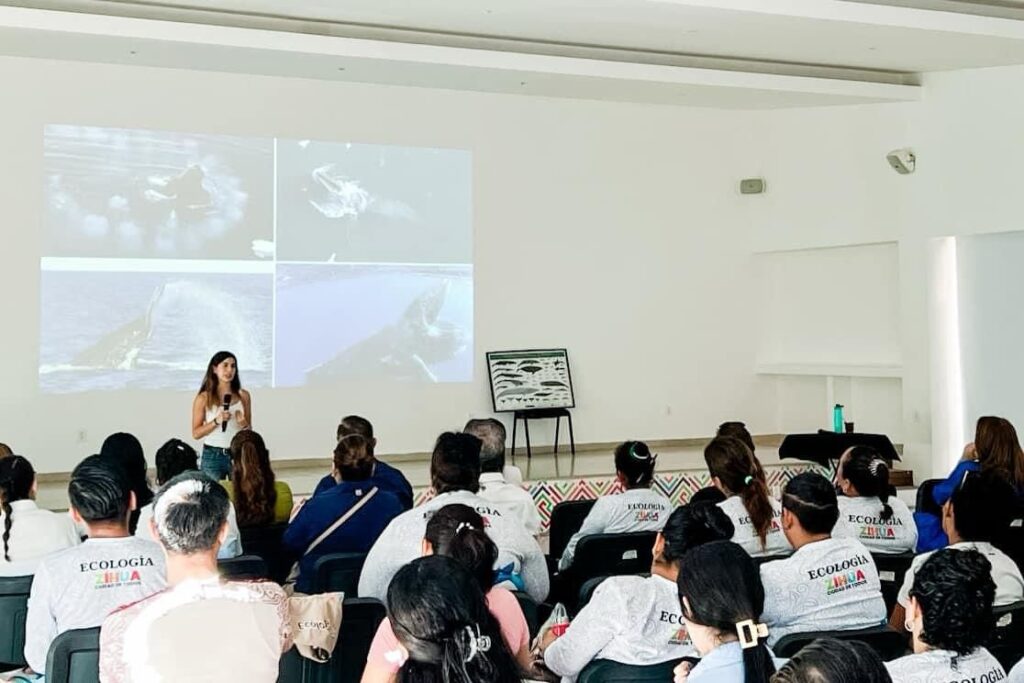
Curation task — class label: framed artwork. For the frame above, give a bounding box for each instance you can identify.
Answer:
[486,348,575,412]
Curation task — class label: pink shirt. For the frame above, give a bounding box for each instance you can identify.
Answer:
[367,586,529,671]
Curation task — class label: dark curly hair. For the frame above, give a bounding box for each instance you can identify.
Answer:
[909,548,995,656]
[770,638,891,683]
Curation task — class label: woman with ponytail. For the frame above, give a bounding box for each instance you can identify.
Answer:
[558,440,672,570]
[0,455,79,576]
[704,436,790,557]
[674,541,784,683]
[835,446,917,553]
[363,505,532,683]
[223,430,293,526]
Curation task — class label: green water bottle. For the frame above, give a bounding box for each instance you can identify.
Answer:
[833,404,844,433]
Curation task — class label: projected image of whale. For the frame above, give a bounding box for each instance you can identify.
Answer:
[39,271,272,393]
[43,125,273,259]
[274,264,472,386]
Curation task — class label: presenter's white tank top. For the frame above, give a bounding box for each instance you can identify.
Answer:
[204,400,242,448]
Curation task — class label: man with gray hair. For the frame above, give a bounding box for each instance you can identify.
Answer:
[99,472,291,682]
[465,418,541,536]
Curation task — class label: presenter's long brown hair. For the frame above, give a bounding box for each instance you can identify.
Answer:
[198,351,241,409]
[229,430,277,527]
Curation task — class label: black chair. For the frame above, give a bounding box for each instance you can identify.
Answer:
[311,553,367,596]
[239,522,290,583]
[512,591,540,640]
[871,552,916,615]
[277,597,386,683]
[549,500,597,561]
[915,478,942,518]
[217,554,270,581]
[45,627,99,683]
[563,532,655,612]
[577,658,684,682]
[993,504,1024,576]
[577,575,610,611]
[773,625,909,661]
[987,600,1024,671]
[0,575,32,668]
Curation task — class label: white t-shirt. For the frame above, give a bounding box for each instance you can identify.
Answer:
[834,496,918,554]
[135,501,243,560]
[203,400,243,449]
[478,472,542,536]
[716,495,792,558]
[358,489,549,603]
[559,488,672,570]
[0,500,81,577]
[886,647,1006,683]
[544,574,695,681]
[1009,656,1024,683]
[25,535,167,672]
[760,536,886,646]
[897,541,1024,608]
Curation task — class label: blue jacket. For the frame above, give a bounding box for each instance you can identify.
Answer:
[313,459,414,510]
[283,482,404,594]
[914,460,980,552]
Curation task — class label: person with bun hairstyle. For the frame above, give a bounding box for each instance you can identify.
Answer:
[99,432,154,535]
[717,422,756,455]
[704,436,791,557]
[558,441,671,570]
[284,434,403,595]
[363,510,530,683]
[222,430,293,526]
[674,540,784,683]
[887,548,1004,682]
[760,472,886,646]
[772,638,892,683]
[191,350,252,481]
[0,455,79,576]
[834,446,917,553]
[539,503,735,681]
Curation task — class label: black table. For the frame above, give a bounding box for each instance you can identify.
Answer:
[511,408,575,477]
[778,431,901,468]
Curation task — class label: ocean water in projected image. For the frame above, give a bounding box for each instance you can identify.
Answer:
[274,265,472,386]
[39,271,272,393]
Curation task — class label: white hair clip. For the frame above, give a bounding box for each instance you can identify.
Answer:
[735,619,769,649]
[455,522,475,535]
[463,625,491,662]
[868,459,886,476]
[383,648,408,666]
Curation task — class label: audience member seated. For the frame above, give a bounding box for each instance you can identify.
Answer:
[283,434,404,595]
[23,455,166,675]
[135,438,242,559]
[359,432,549,603]
[363,504,532,682]
[704,436,791,557]
[223,430,294,526]
[558,441,671,571]
[915,416,1024,552]
[717,421,756,455]
[886,548,1004,683]
[0,443,12,459]
[0,455,80,576]
[771,638,892,683]
[834,446,917,554]
[466,418,541,537]
[312,415,414,510]
[383,555,526,683]
[100,472,291,682]
[99,432,154,535]
[896,471,1023,625]
[540,503,734,681]
[673,541,784,683]
[760,472,886,646]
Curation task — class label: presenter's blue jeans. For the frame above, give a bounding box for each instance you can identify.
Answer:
[201,444,232,481]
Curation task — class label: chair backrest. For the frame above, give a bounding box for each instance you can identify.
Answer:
[915,479,942,518]
[512,591,540,640]
[0,575,32,668]
[773,625,909,661]
[993,507,1024,577]
[871,552,916,615]
[577,657,683,682]
[987,600,1024,671]
[239,522,290,583]
[577,575,610,611]
[45,626,100,683]
[549,499,597,560]
[565,532,655,612]
[217,554,270,581]
[278,597,387,683]
[311,553,367,596]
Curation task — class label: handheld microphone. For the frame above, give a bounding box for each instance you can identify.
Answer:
[221,393,232,432]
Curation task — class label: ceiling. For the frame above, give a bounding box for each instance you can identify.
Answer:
[3,0,1024,107]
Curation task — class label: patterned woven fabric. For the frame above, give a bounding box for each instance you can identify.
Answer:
[413,463,825,532]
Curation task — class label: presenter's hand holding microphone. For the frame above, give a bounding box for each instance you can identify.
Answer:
[219,392,232,432]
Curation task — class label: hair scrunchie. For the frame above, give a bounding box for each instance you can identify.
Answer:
[743,475,754,486]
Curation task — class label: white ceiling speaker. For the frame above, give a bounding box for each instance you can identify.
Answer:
[886,148,916,174]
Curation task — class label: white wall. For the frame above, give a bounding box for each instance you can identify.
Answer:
[0,56,779,471]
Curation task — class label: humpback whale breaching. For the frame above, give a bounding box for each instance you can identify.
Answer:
[304,280,466,383]
[71,284,165,370]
